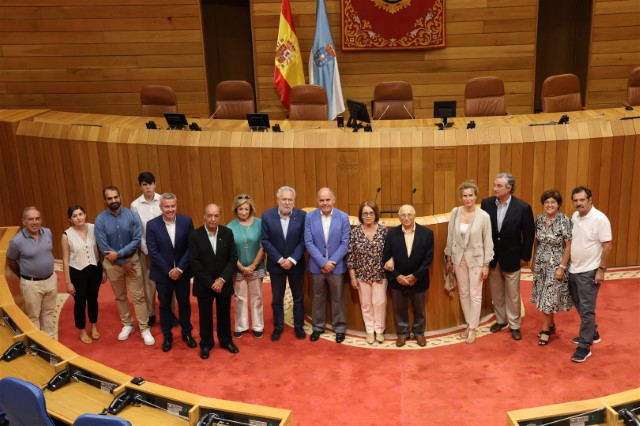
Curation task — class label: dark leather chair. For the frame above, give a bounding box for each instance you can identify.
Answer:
[74,413,132,425]
[214,80,256,119]
[464,77,507,117]
[627,66,640,106]
[372,81,414,120]
[289,85,328,121]
[140,85,178,116]
[541,74,582,113]
[0,377,55,426]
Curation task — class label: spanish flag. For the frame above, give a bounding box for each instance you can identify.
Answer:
[274,0,305,110]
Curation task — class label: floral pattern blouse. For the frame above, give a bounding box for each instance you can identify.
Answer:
[346,224,388,283]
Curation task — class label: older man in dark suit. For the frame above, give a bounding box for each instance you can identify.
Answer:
[383,204,434,347]
[188,203,238,359]
[261,186,307,342]
[481,172,535,341]
[146,193,196,353]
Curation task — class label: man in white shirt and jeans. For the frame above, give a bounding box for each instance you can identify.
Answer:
[568,186,612,363]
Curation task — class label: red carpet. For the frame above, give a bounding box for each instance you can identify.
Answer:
[56,270,640,425]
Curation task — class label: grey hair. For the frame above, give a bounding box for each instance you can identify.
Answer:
[22,206,39,220]
[161,192,177,201]
[276,186,296,199]
[496,172,516,194]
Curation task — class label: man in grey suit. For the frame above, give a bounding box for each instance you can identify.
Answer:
[481,172,535,341]
[304,187,351,343]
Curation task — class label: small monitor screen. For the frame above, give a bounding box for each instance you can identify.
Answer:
[434,101,457,119]
[247,113,270,131]
[346,99,371,128]
[164,113,189,129]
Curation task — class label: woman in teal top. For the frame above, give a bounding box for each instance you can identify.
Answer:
[227,194,266,339]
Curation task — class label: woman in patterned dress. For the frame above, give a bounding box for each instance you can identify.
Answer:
[531,189,573,346]
[347,201,388,345]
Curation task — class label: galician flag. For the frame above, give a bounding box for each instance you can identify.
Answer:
[274,0,305,110]
[308,0,345,120]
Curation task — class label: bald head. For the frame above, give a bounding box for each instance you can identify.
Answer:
[203,203,221,233]
[317,187,336,216]
[398,204,416,229]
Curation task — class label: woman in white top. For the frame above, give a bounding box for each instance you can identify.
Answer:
[444,180,494,344]
[61,205,104,344]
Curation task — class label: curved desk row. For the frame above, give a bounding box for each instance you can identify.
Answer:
[0,226,291,426]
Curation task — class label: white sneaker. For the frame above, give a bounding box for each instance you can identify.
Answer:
[141,329,155,346]
[118,325,135,341]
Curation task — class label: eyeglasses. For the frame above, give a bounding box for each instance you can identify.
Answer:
[362,212,375,216]
[236,195,251,200]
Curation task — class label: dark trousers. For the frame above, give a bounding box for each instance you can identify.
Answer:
[270,272,304,332]
[156,277,192,338]
[70,265,101,329]
[197,293,231,348]
[391,288,427,337]
[568,268,600,349]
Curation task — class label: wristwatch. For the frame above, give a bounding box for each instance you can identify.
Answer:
[598,266,607,271]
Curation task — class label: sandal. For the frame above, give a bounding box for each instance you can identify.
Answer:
[80,333,93,344]
[91,329,101,340]
[537,324,556,337]
[538,330,551,346]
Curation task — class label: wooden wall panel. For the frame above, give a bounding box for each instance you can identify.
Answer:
[0,1,209,116]
[2,111,638,272]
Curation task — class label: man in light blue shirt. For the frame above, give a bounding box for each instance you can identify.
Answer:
[95,186,154,346]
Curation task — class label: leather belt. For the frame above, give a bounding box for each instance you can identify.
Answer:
[20,273,53,281]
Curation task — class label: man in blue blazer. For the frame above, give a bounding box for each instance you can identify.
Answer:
[146,193,196,352]
[481,173,535,341]
[304,188,351,343]
[383,204,434,347]
[261,186,307,342]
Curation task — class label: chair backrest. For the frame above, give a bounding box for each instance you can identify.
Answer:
[372,81,414,120]
[464,76,507,117]
[73,413,132,425]
[140,85,178,116]
[214,80,256,119]
[289,85,329,121]
[628,66,640,106]
[541,74,582,113]
[0,377,55,426]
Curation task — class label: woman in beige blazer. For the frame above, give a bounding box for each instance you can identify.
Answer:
[444,180,494,344]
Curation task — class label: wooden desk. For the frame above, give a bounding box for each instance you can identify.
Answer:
[599,388,640,425]
[507,398,607,426]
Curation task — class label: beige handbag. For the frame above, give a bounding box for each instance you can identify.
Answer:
[444,271,457,297]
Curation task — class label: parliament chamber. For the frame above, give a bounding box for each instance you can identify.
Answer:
[1,0,639,424]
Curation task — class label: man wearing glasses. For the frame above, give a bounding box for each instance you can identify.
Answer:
[261,186,308,342]
[383,205,434,347]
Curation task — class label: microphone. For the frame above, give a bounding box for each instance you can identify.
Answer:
[374,187,381,205]
[372,105,390,131]
[410,187,416,205]
[403,105,420,130]
[202,105,222,128]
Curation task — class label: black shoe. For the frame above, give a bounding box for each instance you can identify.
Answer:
[294,327,306,340]
[225,342,239,354]
[253,330,264,339]
[310,330,322,342]
[271,329,282,341]
[490,322,508,333]
[571,347,592,363]
[148,315,156,327]
[234,331,244,339]
[172,314,180,328]
[510,328,522,341]
[336,333,346,343]
[182,334,197,348]
[162,336,173,352]
[200,347,211,359]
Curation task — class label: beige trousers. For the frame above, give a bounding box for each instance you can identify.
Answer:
[20,274,58,338]
[454,256,483,330]
[357,278,387,334]
[103,253,149,331]
[489,264,522,329]
[233,277,264,332]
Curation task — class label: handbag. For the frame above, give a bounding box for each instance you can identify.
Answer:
[444,271,457,297]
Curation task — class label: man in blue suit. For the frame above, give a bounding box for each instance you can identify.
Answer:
[146,193,196,352]
[261,186,307,342]
[304,187,351,343]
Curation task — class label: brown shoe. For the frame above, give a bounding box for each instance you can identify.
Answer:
[416,335,427,347]
[395,335,407,347]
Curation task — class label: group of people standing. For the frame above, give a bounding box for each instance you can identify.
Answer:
[6,171,611,363]
[443,173,612,363]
